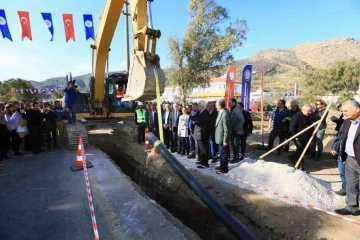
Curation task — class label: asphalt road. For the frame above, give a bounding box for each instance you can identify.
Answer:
[0,148,112,240]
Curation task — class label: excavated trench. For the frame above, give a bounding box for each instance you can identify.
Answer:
[88,133,279,240]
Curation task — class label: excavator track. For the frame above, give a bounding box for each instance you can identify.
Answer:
[63,121,89,150]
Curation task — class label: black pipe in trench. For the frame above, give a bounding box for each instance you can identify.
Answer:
[146,132,256,240]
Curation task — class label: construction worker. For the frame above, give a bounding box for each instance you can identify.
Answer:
[116,85,125,111]
[134,102,148,144]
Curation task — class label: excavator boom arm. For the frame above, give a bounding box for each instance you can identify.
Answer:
[92,0,166,103]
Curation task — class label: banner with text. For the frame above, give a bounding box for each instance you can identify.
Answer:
[241,65,253,111]
[224,67,236,109]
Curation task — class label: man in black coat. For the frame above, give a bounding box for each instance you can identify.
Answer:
[190,100,210,168]
[284,100,301,152]
[207,101,218,163]
[169,103,182,153]
[43,102,60,151]
[330,103,344,132]
[238,103,253,159]
[288,104,314,171]
[22,102,45,155]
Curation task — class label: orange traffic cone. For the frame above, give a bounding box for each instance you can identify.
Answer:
[70,137,94,171]
[144,128,152,149]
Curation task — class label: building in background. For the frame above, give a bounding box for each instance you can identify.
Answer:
[161,75,242,102]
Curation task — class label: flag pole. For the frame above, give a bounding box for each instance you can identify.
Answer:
[257,63,266,150]
[260,64,265,148]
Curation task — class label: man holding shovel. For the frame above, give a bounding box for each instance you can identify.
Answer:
[288,104,315,171]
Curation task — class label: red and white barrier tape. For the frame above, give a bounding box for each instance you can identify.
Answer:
[81,145,100,240]
[196,163,360,226]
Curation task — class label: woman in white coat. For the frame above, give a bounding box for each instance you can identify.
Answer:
[178,108,190,155]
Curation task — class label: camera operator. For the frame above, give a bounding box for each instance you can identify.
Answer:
[64,80,80,124]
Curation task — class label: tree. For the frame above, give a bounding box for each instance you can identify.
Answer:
[301,58,360,103]
[167,0,248,103]
[0,78,39,102]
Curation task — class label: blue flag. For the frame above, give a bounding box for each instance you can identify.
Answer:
[41,12,54,41]
[0,9,12,41]
[83,14,95,41]
[240,65,253,111]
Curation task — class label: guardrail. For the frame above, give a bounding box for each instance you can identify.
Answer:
[146,132,256,240]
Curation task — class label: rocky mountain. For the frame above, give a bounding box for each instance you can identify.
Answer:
[30,37,360,92]
[233,37,360,92]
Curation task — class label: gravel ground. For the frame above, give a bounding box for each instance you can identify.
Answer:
[172,153,344,210]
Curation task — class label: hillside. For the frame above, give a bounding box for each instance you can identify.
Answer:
[30,37,360,92]
[234,37,360,92]
[30,72,123,92]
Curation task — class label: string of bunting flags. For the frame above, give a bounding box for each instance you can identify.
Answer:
[0,9,95,42]
[10,87,63,95]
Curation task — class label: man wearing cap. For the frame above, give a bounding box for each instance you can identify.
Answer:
[134,102,148,144]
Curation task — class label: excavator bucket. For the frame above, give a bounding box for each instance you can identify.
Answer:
[122,51,166,102]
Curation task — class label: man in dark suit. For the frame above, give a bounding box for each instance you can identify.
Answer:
[239,102,253,159]
[207,101,218,163]
[188,103,199,159]
[330,103,344,132]
[190,100,210,168]
[288,104,314,171]
[148,103,159,138]
[335,100,360,216]
[162,103,172,149]
[169,103,182,153]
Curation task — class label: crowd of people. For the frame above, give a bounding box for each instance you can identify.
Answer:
[135,98,334,173]
[0,99,74,161]
[1,92,359,216]
[0,80,79,161]
[134,98,360,216]
[134,98,253,173]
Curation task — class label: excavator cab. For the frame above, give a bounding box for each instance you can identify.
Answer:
[105,72,135,113]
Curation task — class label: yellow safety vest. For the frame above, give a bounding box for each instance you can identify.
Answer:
[136,109,146,123]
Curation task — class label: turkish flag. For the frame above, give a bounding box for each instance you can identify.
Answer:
[62,14,75,42]
[18,11,33,41]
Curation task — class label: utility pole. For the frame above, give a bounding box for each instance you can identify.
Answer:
[123,1,130,73]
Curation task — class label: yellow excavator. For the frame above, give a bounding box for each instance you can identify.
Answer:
[63,0,167,149]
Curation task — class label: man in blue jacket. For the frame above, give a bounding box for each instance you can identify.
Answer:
[63,80,80,124]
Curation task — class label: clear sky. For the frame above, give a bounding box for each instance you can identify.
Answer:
[1,0,359,82]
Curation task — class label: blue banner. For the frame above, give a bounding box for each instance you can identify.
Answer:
[41,12,54,41]
[83,14,95,41]
[240,65,253,111]
[0,9,13,41]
